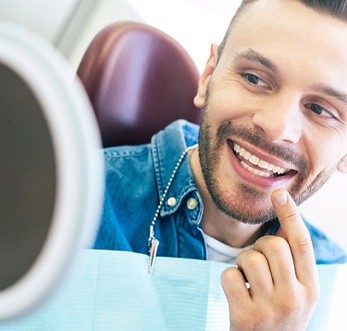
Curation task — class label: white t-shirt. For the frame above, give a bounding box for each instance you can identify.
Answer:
[204,233,254,265]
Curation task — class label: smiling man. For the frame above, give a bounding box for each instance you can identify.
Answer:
[192,0,347,253]
[95,0,347,329]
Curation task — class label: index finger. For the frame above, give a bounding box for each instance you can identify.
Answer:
[271,188,318,286]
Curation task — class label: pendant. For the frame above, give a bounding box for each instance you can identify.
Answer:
[148,225,159,273]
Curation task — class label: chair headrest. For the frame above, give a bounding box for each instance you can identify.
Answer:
[77,21,202,147]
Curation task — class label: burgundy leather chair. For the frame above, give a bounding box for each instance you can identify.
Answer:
[77,21,202,147]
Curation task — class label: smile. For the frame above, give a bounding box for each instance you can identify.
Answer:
[233,142,291,178]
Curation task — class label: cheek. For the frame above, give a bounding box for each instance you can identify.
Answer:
[207,86,252,123]
[304,133,344,175]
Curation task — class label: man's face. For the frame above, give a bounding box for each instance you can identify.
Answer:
[196,0,347,224]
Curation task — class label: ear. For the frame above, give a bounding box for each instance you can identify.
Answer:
[193,43,219,108]
[337,156,347,173]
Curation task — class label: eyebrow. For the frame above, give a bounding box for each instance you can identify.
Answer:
[233,48,279,73]
[312,85,347,107]
[233,48,347,107]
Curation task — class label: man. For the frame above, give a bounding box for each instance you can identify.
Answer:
[94,0,347,329]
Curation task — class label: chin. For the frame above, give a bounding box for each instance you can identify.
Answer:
[211,185,278,225]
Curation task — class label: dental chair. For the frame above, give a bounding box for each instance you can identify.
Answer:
[77,21,202,147]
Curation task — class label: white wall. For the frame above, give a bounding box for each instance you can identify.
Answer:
[64,0,238,73]
[300,172,347,252]
[0,0,80,44]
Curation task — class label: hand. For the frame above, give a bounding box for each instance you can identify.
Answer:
[221,188,320,331]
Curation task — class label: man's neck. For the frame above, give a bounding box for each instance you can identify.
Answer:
[189,146,264,248]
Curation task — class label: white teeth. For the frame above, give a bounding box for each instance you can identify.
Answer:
[258,160,269,169]
[234,143,241,153]
[233,143,290,176]
[241,161,271,177]
[244,151,251,160]
[267,163,274,171]
[249,155,260,165]
[273,166,280,173]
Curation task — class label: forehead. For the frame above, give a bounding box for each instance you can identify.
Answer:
[221,0,347,72]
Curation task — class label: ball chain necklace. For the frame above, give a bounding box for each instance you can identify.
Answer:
[148,144,198,273]
[147,144,276,273]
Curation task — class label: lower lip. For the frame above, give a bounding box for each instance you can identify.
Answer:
[227,141,292,189]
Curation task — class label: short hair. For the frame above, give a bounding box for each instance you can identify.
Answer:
[218,0,347,60]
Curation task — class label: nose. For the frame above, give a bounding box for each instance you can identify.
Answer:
[251,92,304,144]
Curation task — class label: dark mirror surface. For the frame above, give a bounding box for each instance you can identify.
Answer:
[0,63,56,290]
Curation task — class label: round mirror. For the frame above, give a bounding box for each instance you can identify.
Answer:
[0,22,104,320]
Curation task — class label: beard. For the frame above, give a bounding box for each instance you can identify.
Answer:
[198,92,337,225]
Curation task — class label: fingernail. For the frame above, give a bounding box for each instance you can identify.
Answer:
[274,191,288,206]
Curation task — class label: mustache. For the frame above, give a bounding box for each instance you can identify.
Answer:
[217,121,309,176]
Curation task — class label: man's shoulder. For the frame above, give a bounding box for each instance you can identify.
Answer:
[103,120,199,155]
[153,119,199,147]
[303,218,347,264]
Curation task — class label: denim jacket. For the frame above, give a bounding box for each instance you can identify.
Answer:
[94,120,346,264]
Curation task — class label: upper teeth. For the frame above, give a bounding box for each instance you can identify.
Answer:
[233,143,289,177]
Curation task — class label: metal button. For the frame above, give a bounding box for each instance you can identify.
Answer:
[187,198,197,210]
[167,197,177,207]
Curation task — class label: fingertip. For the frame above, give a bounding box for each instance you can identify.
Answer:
[272,188,289,207]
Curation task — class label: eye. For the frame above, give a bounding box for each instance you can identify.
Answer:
[305,103,336,119]
[241,73,269,89]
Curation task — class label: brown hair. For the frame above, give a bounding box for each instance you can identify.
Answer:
[218,0,347,59]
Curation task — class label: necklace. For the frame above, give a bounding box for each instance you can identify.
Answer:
[148,144,197,273]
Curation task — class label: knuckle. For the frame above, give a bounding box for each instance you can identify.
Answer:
[278,209,298,222]
[256,235,289,254]
[221,266,241,288]
[235,250,250,265]
[246,253,266,270]
[221,266,238,281]
[279,294,300,315]
[281,209,297,222]
[237,250,266,270]
[277,285,320,317]
[293,234,313,254]
[267,236,289,252]
[220,267,248,300]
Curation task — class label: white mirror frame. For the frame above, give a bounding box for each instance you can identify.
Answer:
[0,22,104,320]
